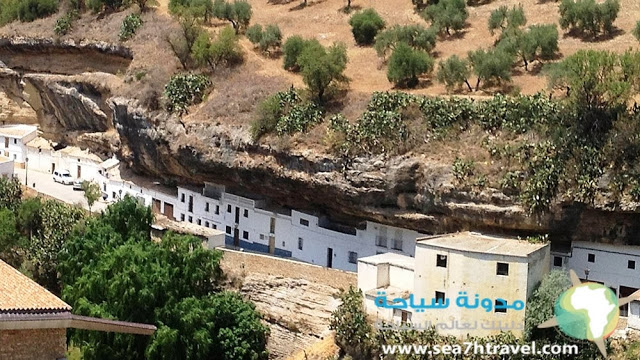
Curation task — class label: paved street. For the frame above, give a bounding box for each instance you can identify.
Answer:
[14,168,108,212]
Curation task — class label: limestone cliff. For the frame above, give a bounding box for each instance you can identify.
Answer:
[3,37,640,245]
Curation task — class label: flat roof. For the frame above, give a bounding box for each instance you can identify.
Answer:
[0,124,37,139]
[358,252,415,271]
[26,137,53,150]
[0,259,71,313]
[417,231,548,258]
[59,146,103,162]
[154,215,225,238]
[0,156,10,163]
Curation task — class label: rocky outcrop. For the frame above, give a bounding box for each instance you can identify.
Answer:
[2,38,640,244]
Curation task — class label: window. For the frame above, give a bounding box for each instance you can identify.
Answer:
[435,291,445,305]
[300,218,309,226]
[282,241,285,247]
[205,203,210,212]
[348,251,358,264]
[497,262,509,276]
[375,236,387,248]
[436,254,447,268]
[180,193,185,202]
[243,231,248,240]
[180,214,185,221]
[629,260,636,270]
[225,226,231,234]
[588,253,595,263]
[298,237,303,250]
[205,221,209,227]
[392,238,403,251]
[212,224,217,229]
[260,234,265,240]
[13,139,16,144]
[495,299,507,313]
[227,205,232,213]
[215,205,219,214]
[553,256,563,267]
[197,219,201,225]
[243,209,248,218]
[188,216,193,223]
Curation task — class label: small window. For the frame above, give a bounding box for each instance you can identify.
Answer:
[227,205,232,213]
[553,256,563,267]
[588,253,595,263]
[225,226,231,234]
[215,205,220,215]
[13,139,16,144]
[495,299,507,313]
[197,219,201,225]
[298,237,303,250]
[205,221,209,227]
[243,231,248,240]
[629,260,636,270]
[180,214,185,221]
[348,251,358,264]
[205,203,210,212]
[212,224,217,230]
[300,218,309,226]
[188,216,193,223]
[435,291,445,305]
[260,234,265,240]
[243,209,248,218]
[180,193,185,202]
[497,262,509,276]
[282,241,285,247]
[436,254,447,268]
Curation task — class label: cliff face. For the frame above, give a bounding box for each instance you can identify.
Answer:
[3,37,640,245]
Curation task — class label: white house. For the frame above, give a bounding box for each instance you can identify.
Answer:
[0,156,13,178]
[358,232,550,338]
[0,124,37,167]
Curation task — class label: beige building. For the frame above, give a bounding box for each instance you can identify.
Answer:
[358,232,550,338]
[0,155,13,178]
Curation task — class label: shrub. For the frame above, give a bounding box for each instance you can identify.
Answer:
[329,287,376,359]
[282,35,307,70]
[452,157,474,184]
[346,110,408,154]
[119,13,143,41]
[54,10,78,36]
[250,88,324,139]
[246,24,262,44]
[348,8,385,45]
[191,26,243,69]
[164,73,211,114]
[387,42,434,88]
[5,0,58,23]
[633,21,640,42]
[86,0,127,13]
[247,24,282,53]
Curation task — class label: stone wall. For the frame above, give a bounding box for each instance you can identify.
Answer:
[0,328,66,360]
[219,248,356,291]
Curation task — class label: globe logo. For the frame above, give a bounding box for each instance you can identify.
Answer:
[538,270,640,356]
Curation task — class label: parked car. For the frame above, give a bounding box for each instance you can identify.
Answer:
[73,179,84,191]
[53,170,74,185]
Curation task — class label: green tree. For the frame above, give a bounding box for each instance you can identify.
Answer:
[246,24,282,54]
[468,47,514,90]
[17,197,42,241]
[436,55,472,92]
[387,42,434,88]
[559,0,620,37]
[633,20,640,42]
[81,181,101,214]
[297,40,348,102]
[60,197,268,360]
[282,35,308,71]
[524,270,571,341]
[373,24,437,60]
[246,23,262,44]
[0,208,21,263]
[348,8,385,45]
[212,0,251,33]
[487,5,526,37]
[329,286,375,359]
[191,31,216,68]
[210,26,243,65]
[498,24,559,71]
[422,0,467,36]
[0,176,22,212]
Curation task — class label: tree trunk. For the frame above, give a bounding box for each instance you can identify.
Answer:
[446,27,451,36]
[523,57,528,71]
[347,0,350,9]
[475,78,481,91]
[465,79,472,92]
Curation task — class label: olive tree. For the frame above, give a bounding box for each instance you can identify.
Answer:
[348,8,385,45]
[296,40,348,102]
[387,42,434,88]
[422,0,467,36]
[436,55,472,92]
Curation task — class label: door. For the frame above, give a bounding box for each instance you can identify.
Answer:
[620,286,638,317]
[233,228,240,247]
[327,248,333,268]
[77,165,81,179]
[4,138,8,148]
[188,195,193,213]
[51,163,55,173]
[152,199,161,214]
[270,217,276,234]
[235,207,240,224]
[268,236,275,254]
[163,203,174,220]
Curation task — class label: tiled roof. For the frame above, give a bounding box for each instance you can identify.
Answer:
[0,260,71,313]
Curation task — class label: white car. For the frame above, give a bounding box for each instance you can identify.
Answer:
[53,170,74,185]
[73,179,84,191]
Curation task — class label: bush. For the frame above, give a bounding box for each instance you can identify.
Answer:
[452,157,474,184]
[191,26,243,69]
[164,73,211,114]
[373,24,437,59]
[246,24,282,53]
[119,13,143,41]
[250,88,324,139]
[559,0,620,36]
[348,8,385,45]
[436,55,472,92]
[329,287,376,359]
[387,42,434,88]
[3,0,58,23]
[282,35,307,70]
[54,10,77,36]
[86,0,127,13]
[246,24,262,44]
[633,21,640,42]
